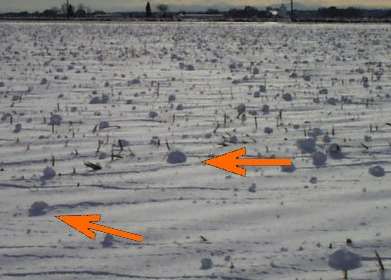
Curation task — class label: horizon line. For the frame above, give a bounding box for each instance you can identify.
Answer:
[1,4,391,13]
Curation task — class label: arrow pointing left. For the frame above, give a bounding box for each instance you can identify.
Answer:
[56,214,144,242]
[203,147,292,176]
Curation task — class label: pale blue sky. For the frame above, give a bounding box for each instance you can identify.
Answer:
[0,0,390,12]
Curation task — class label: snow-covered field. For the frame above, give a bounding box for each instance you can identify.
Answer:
[1,21,391,280]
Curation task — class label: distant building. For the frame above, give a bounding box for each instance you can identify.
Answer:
[279,4,289,18]
[267,4,291,20]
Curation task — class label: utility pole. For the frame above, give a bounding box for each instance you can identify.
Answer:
[290,0,294,21]
[66,0,70,19]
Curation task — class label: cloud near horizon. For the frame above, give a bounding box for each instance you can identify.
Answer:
[0,0,390,12]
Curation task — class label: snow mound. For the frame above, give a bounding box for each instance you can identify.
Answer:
[327,97,338,105]
[312,151,327,167]
[236,103,246,115]
[41,166,56,180]
[49,114,62,126]
[128,78,141,85]
[1,112,12,122]
[369,165,385,177]
[328,143,343,159]
[319,88,328,95]
[99,121,110,130]
[264,127,273,134]
[200,258,213,270]
[308,128,323,138]
[296,138,316,153]
[101,234,114,248]
[248,183,256,193]
[90,94,109,104]
[281,164,296,173]
[229,135,238,144]
[168,94,176,103]
[261,104,270,114]
[28,201,50,217]
[149,111,158,119]
[13,123,22,133]
[328,248,361,271]
[167,150,187,164]
[323,134,331,143]
[282,93,293,101]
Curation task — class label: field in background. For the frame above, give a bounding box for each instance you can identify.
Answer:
[0,22,391,279]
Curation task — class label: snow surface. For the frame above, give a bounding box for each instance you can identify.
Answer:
[1,21,391,280]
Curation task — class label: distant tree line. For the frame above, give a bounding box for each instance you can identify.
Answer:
[318,7,364,18]
[0,1,390,22]
[0,1,106,18]
[41,1,107,18]
[224,5,391,20]
[224,5,391,21]
[302,7,391,21]
[226,6,272,19]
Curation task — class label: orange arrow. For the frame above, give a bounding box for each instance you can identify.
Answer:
[56,214,144,242]
[203,147,292,176]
